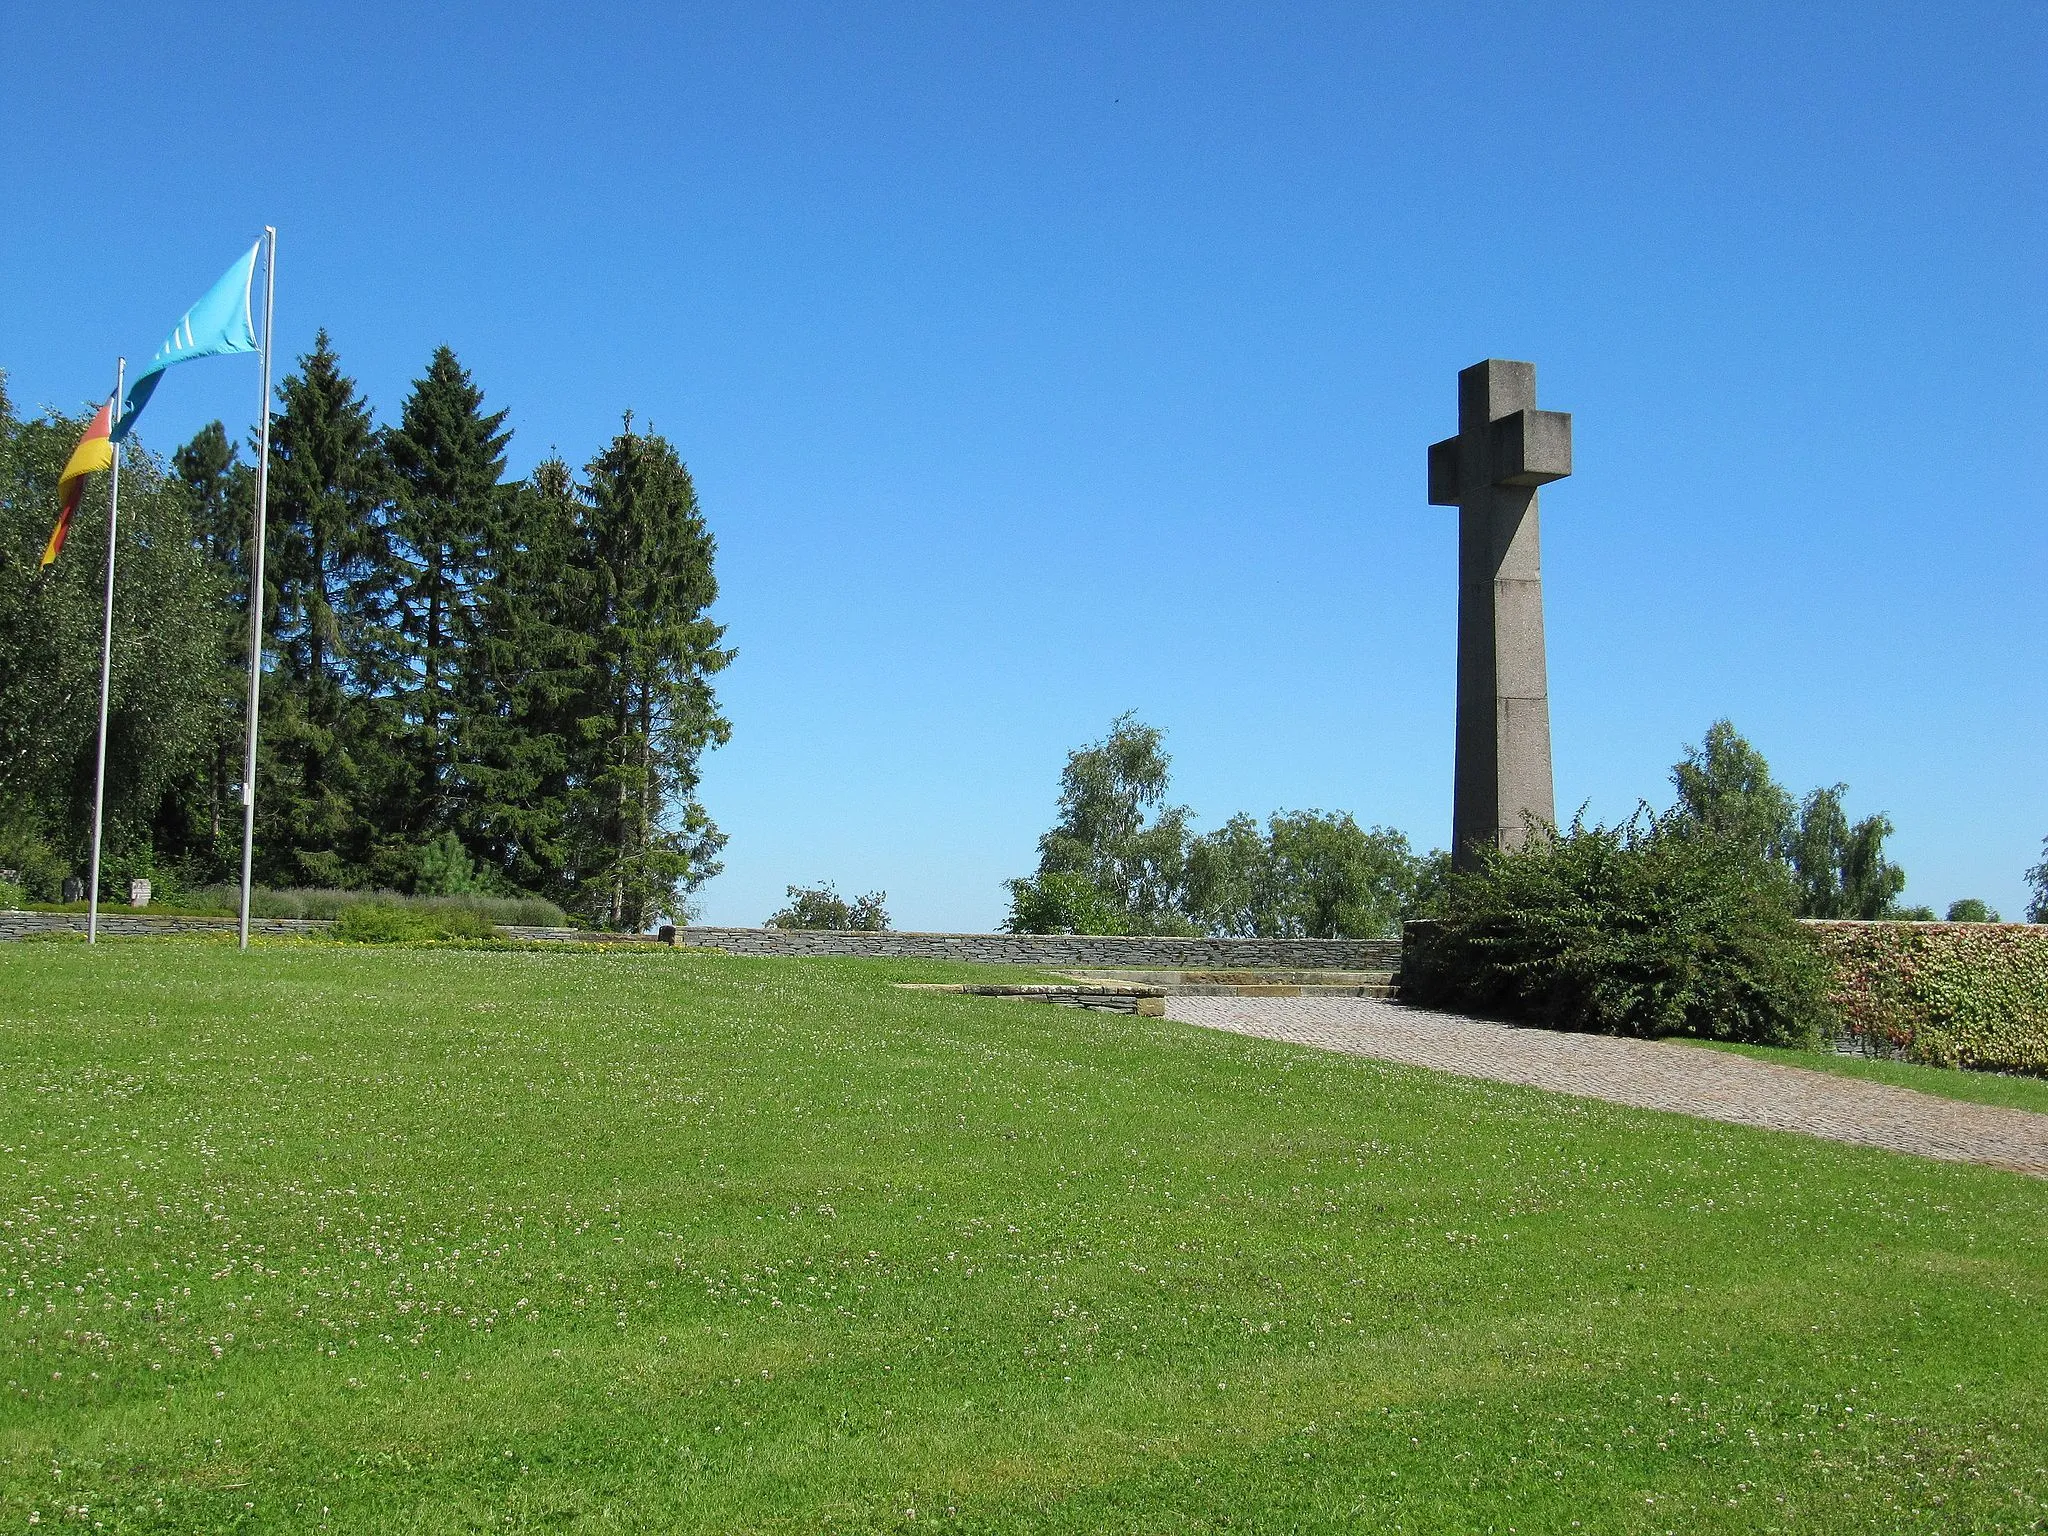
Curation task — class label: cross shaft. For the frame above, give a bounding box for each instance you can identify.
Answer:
[1426,360,1573,869]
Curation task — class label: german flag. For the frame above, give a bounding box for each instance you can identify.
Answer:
[42,397,115,567]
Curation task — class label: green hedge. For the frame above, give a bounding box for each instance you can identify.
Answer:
[1805,921,2048,1076]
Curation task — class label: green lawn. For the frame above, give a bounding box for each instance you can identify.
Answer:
[2,941,2042,1533]
[1675,1040,2048,1117]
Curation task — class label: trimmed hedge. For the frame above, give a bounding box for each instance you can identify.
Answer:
[1805,921,2048,1076]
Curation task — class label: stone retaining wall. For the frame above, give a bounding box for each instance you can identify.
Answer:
[0,912,330,942]
[0,909,1400,970]
[661,927,1402,969]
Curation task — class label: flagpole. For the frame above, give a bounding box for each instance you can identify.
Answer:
[237,227,277,951]
[85,360,126,945]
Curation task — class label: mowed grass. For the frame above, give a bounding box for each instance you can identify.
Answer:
[2,943,2043,1534]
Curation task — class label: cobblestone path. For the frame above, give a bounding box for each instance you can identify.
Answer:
[1168,996,2048,1178]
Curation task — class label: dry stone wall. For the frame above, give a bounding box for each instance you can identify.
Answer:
[0,912,329,941]
[662,927,1402,969]
[0,910,1400,970]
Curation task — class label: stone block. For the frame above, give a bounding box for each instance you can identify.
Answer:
[1490,409,1572,487]
[1427,436,1462,505]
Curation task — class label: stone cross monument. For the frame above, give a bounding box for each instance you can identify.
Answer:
[1428,359,1573,869]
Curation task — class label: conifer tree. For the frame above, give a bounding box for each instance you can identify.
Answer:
[1,353,739,914]
[569,419,731,929]
[172,422,246,575]
[166,422,251,861]
[459,455,591,893]
[383,347,510,858]
[257,333,391,885]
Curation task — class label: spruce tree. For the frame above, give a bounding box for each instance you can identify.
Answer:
[459,455,592,894]
[568,419,731,929]
[166,422,251,864]
[382,347,509,869]
[257,333,391,886]
[172,422,246,575]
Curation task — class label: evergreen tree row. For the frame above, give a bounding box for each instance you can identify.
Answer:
[0,338,731,930]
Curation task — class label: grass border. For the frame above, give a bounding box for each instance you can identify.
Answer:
[1675,1037,2048,1115]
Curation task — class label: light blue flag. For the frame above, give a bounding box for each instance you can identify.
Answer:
[112,240,261,441]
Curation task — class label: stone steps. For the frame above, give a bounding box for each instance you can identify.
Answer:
[1167,982,1400,999]
[895,983,1168,1015]
[1054,968,1401,1000]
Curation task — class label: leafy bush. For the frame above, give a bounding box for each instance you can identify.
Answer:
[0,878,23,911]
[0,815,68,904]
[1806,922,2048,1075]
[23,901,239,917]
[1945,898,2000,924]
[766,883,890,931]
[404,894,569,928]
[1002,871,1131,936]
[1403,810,1836,1047]
[332,901,501,944]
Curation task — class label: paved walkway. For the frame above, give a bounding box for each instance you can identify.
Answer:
[1168,996,2048,1178]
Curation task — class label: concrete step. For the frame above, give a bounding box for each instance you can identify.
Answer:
[895,982,1167,1015]
[1167,982,1400,999]
[1054,968,1400,999]
[897,973,1403,1014]
[1055,967,1397,986]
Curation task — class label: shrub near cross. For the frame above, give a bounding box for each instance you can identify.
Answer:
[1404,809,1837,1047]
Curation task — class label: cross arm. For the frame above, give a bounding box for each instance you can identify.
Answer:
[1490,409,1572,487]
[1427,436,1462,505]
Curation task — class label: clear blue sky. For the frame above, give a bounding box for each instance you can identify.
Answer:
[6,2,2044,927]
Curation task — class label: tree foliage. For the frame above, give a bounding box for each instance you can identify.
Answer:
[0,346,731,930]
[1185,811,1417,939]
[2025,838,2048,926]
[568,420,731,931]
[1671,719,1911,919]
[1005,715,1431,938]
[1004,713,1195,935]
[767,883,890,932]
[1945,898,2000,924]
[0,375,235,898]
[1671,719,1795,860]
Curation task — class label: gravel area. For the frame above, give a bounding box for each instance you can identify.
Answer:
[1168,995,2048,1178]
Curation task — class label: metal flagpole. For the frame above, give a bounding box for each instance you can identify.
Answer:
[86,359,125,945]
[237,227,277,951]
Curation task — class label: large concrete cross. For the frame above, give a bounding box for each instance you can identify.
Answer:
[1427,359,1573,869]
